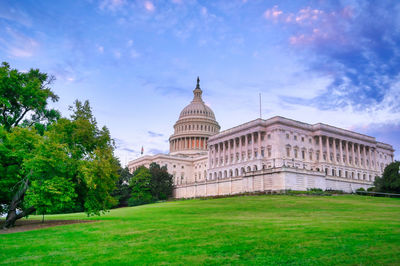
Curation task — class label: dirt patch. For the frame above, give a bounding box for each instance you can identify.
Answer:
[0,219,96,234]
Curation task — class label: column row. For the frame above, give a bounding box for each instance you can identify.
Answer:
[316,135,378,171]
[210,131,266,168]
[170,137,208,152]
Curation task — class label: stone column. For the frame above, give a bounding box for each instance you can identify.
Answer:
[233,138,237,163]
[258,131,262,159]
[339,139,343,165]
[374,148,377,171]
[208,145,212,172]
[333,138,337,164]
[326,136,330,163]
[251,132,255,160]
[319,135,323,162]
[369,146,373,170]
[245,134,248,161]
[357,143,361,167]
[363,145,367,168]
[228,139,231,164]
[346,141,349,165]
[352,143,356,166]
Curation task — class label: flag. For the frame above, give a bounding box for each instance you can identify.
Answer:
[141,146,144,155]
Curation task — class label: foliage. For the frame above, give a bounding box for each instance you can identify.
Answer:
[126,163,173,206]
[149,163,173,201]
[374,161,400,193]
[0,126,41,214]
[0,62,60,132]
[0,99,119,227]
[128,166,153,206]
[24,177,76,216]
[112,167,133,207]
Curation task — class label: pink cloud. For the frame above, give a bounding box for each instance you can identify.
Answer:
[144,1,155,12]
[263,5,283,21]
[264,5,354,47]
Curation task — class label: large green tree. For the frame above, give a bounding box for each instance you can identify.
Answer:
[1,62,119,228]
[128,166,153,206]
[112,166,133,207]
[149,163,173,201]
[2,101,119,228]
[0,62,60,132]
[374,161,400,193]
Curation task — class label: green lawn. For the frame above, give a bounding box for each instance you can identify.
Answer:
[1,195,400,265]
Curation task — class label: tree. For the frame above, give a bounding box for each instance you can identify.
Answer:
[1,100,119,228]
[112,166,133,207]
[128,166,153,206]
[0,62,60,132]
[149,163,173,201]
[374,161,400,193]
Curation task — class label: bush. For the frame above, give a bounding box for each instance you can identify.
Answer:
[128,191,154,206]
[356,187,366,192]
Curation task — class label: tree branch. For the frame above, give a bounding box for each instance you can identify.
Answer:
[13,107,31,127]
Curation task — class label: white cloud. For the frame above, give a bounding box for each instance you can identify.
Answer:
[114,50,121,58]
[201,7,208,16]
[99,0,126,11]
[127,40,133,47]
[97,45,104,53]
[0,27,39,58]
[130,49,140,58]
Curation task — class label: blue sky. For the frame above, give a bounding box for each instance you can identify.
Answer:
[1,0,399,165]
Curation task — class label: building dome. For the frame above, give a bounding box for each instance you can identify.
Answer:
[169,77,220,156]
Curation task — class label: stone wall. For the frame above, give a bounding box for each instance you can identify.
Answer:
[173,167,372,198]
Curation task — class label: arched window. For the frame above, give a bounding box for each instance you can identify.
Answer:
[253,165,257,171]
[218,171,222,178]
[235,168,239,176]
[247,166,251,172]
[224,170,227,178]
[241,167,245,175]
[229,170,233,177]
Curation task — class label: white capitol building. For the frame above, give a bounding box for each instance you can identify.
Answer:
[128,78,395,198]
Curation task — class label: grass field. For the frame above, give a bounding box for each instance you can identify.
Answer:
[1,195,400,265]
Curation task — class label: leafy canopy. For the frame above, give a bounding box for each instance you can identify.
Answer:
[374,161,400,193]
[0,62,60,132]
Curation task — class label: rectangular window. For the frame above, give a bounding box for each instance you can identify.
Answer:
[268,148,271,157]
[294,135,297,140]
[286,147,290,157]
[302,150,305,159]
[286,133,289,139]
[261,149,265,157]
[268,134,271,139]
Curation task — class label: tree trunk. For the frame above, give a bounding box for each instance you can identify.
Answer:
[2,177,35,229]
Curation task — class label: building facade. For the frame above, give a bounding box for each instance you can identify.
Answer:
[128,79,395,198]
